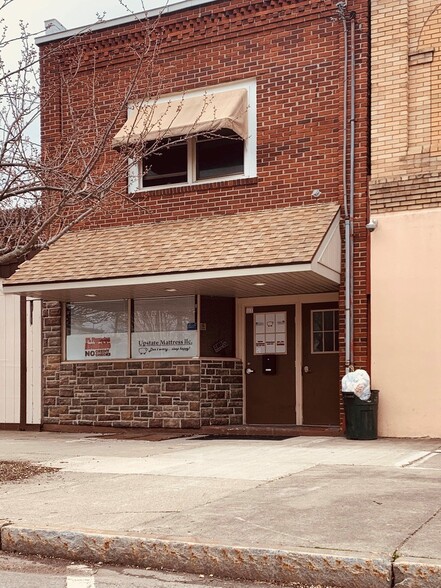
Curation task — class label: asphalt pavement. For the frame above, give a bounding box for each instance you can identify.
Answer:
[0,431,440,587]
[0,553,312,588]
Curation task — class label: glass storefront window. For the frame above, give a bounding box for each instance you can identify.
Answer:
[64,296,241,361]
[131,296,197,359]
[66,300,129,360]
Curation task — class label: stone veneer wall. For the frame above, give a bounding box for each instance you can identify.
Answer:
[42,302,243,429]
[200,360,243,426]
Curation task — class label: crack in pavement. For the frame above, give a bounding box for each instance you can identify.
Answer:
[394,504,441,554]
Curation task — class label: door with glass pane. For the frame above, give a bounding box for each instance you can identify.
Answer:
[302,302,339,425]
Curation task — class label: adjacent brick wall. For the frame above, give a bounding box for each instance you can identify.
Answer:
[371,0,441,188]
[370,174,441,214]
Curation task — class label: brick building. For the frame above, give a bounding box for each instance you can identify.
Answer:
[4,0,370,433]
[370,0,441,437]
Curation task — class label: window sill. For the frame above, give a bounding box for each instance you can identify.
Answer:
[131,176,258,198]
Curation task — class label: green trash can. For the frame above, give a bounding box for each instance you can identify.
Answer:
[343,389,379,440]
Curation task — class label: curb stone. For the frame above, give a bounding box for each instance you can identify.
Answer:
[393,557,441,587]
[0,526,391,588]
[0,521,11,549]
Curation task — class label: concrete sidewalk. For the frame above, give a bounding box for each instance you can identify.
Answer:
[0,431,440,587]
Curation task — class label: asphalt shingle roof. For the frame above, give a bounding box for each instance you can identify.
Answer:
[7,202,340,285]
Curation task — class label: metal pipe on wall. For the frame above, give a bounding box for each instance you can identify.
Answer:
[349,15,356,367]
[336,1,355,372]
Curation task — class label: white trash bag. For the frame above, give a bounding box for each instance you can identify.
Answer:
[341,369,371,401]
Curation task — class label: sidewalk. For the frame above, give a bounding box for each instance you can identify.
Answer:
[0,431,440,587]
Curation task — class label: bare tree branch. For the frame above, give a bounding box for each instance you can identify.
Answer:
[0,1,170,266]
[0,0,231,267]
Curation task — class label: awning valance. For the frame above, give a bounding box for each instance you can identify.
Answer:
[112,88,248,148]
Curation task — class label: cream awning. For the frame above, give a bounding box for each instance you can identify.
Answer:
[112,88,248,148]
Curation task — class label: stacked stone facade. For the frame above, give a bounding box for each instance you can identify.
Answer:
[43,304,243,428]
[200,361,243,427]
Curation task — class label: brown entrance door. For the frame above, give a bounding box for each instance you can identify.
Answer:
[245,305,296,425]
[302,302,339,426]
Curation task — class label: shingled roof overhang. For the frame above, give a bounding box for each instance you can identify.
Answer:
[4,203,341,302]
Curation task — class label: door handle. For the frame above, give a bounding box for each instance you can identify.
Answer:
[245,367,255,375]
[303,365,311,374]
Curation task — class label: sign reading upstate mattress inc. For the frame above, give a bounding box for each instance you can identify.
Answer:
[66,333,128,360]
[131,331,198,358]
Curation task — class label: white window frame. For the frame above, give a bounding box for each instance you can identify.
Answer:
[128,79,257,193]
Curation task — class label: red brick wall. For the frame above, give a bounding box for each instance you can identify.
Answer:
[39,0,370,428]
[39,0,368,224]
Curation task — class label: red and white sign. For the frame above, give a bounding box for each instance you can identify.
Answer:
[66,333,128,360]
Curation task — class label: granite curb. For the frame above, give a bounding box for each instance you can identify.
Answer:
[0,525,392,588]
[2,526,441,586]
[393,556,441,587]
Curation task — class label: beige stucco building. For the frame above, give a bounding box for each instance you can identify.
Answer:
[370,0,441,437]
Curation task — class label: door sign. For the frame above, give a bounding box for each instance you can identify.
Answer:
[254,312,287,355]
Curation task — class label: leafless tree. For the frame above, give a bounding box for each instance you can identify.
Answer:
[0,0,236,267]
[0,0,172,266]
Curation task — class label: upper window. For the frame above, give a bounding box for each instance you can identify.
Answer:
[118,80,256,192]
[196,130,245,180]
[142,138,188,187]
[142,130,244,188]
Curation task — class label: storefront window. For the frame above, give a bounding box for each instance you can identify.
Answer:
[64,296,239,361]
[131,296,197,358]
[66,300,129,360]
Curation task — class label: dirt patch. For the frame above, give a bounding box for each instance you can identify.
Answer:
[0,461,58,483]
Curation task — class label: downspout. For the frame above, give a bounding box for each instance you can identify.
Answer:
[349,15,356,367]
[336,2,355,372]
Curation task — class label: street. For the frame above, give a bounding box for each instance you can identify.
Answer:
[0,553,339,588]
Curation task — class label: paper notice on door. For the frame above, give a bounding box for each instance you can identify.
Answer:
[276,333,286,354]
[255,334,266,354]
[254,311,287,355]
[276,313,286,333]
[265,313,276,333]
[265,333,276,353]
[255,314,265,334]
